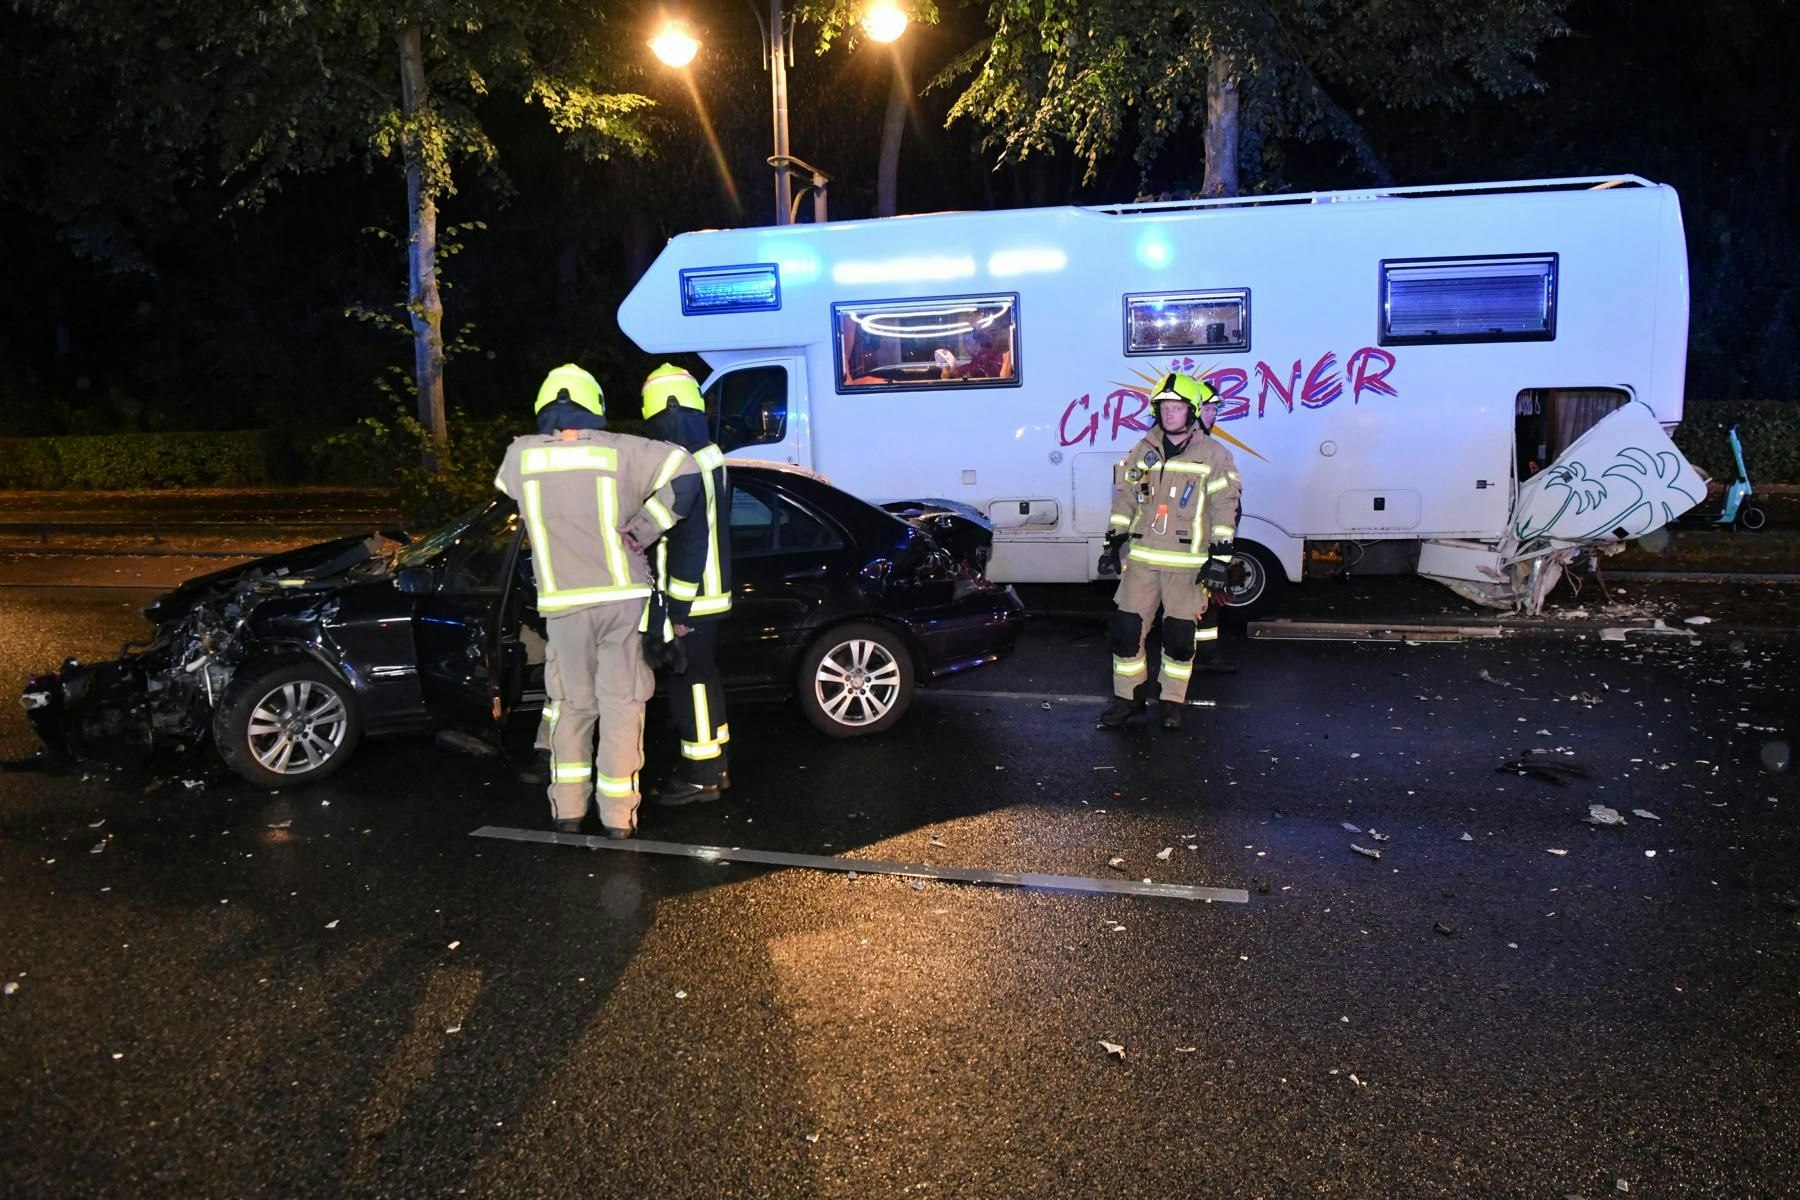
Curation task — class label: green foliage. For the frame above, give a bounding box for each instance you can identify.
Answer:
[0,431,272,489]
[321,396,518,527]
[1673,401,1800,487]
[948,0,1571,187]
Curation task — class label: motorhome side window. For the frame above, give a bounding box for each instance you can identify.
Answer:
[1124,290,1250,355]
[1380,254,1558,345]
[833,295,1020,392]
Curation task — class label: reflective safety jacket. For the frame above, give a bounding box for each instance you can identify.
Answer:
[1108,430,1242,571]
[494,431,700,614]
[659,442,733,622]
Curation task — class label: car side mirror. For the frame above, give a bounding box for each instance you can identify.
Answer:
[394,565,436,594]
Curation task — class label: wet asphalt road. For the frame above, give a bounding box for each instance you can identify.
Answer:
[3,586,1799,1198]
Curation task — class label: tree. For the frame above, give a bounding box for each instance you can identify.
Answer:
[12,0,655,457]
[946,0,1571,196]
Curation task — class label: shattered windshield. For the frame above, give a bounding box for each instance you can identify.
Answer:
[392,503,491,569]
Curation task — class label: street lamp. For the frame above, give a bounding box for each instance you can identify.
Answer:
[652,3,908,226]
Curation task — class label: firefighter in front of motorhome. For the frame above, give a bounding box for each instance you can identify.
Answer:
[494,363,700,838]
[1096,372,1242,731]
[638,363,735,806]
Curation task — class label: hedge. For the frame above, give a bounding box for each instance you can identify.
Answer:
[0,430,272,489]
[1672,400,1800,486]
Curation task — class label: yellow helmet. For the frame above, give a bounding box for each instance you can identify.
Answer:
[1150,371,1218,419]
[640,362,705,419]
[534,363,604,416]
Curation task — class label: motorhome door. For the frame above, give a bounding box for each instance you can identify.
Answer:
[705,357,811,468]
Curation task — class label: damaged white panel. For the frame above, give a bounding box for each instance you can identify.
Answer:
[1424,402,1704,614]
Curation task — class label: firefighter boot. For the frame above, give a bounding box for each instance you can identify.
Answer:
[1096,697,1146,730]
[1159,701,1184,731]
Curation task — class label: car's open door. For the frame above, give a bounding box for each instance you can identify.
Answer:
[411,502,525,734]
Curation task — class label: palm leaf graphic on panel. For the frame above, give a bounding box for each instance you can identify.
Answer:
[1515,445,1702,542]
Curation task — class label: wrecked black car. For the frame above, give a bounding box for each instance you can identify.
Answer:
[20,464,1024,789]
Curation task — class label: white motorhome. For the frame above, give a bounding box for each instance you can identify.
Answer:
[618,176,1691,611]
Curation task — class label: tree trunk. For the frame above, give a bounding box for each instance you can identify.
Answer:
[397,22,447,464]
[876,40,913,218]
[1203,52,1240,198]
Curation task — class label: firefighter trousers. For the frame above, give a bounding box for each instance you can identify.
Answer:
[542,601,654,831]
[667,620,729,784]
[1110,563,1212,705]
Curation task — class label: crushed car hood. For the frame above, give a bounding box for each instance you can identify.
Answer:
[141,534,396,624]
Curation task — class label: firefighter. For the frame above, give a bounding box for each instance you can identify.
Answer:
[1095,371,1242,731]
[1191,385,1244,673]
[494,363,700,838]
[638,363,735,805]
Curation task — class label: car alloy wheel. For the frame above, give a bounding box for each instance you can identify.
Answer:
[246,678,351,775]
[815,637,902,727]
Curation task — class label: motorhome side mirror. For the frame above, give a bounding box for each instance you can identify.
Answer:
[394,565,436,594]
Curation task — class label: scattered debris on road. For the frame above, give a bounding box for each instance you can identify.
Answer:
[1548,848,1570,857]
[1460,832,1475,842]
[1632,809,1661,821]
[1585,804,1627,827]
[1350,843,1382,861]
[1156,847,1173,861]
[1499,749,1594,786]
[1433,922,1456,937]
[1099,1040,1126,1059]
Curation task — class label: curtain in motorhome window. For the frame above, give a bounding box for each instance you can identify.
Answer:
[832,295,1020,392]
[1124,290,1250,355]
[1380,254,1558,345]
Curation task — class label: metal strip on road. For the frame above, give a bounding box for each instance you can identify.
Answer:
[925,689,1249,709]
[471,825,1249,904]
[1248,619,1503,642]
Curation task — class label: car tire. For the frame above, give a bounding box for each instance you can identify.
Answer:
[1214,541,1288,623]
[797,621,915,738]
[214,658,363,789]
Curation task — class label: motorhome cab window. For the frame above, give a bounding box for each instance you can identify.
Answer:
[1380,254,1558,345]
[833,295,1020,392]
[1124,290,1250,354]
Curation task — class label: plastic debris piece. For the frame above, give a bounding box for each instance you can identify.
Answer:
[1108,856,1126,868]
[1350,1073,1366,1087]
[1433,922,1456,937]
[447,940,461,950]
[1099,1040,1126,1059]
[1645,850,1657,858]
[1460,832,1474,842]
[1683,615,1712,625]
[1155,847,1173,861]
[1175,1046,1197,1053]
[1616,1181,1630,1194]
[1369,830,1390,843]
[181,779,205,790]
[1350,844,1381,861]
[325,919,340,929]
[268,820,292,829]
[445,1024,463,1035]
[1041,702,1052,710]
[1547,848,1569,857]
[111,1053,123,1060]
[90,841,105,855]
[675,990,687,1000]
[2,982,17,996]
[1342,822,1363,833]
[804,1133,820,1144]
[928,837,947,848]
[910,879,925,891]
[1632,809,1661,821]
[1350,753,1362,759]
[1507,942,1519,950]
[1584,804,1627,827]
[88,819,105,829]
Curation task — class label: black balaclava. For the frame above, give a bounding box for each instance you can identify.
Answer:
[644,403,711,453]
[537,398,607,436]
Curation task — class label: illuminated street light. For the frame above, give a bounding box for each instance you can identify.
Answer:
[861,1,909,43]
[649,22,700,68]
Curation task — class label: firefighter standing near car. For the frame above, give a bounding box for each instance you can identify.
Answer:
[1096,371,1242,731]
[494,363,700,838]
[637,363,735,806]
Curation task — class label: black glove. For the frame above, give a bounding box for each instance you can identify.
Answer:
[1200,542,1235,592]
[1097,530,1128,576]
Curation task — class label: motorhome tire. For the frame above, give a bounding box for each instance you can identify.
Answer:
[1215,542,1286,622]
[798,622,915,738]
[215,658,363,789]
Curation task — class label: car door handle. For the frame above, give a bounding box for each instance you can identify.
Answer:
[783,565,828,580]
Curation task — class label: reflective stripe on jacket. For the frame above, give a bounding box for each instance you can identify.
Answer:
[1108,432,1242,570]
[494,431,699,614]
[659,442,733,621]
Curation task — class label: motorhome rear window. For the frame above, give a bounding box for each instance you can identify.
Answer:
[1124,290,1250,355]
[1380,254,1557,345]
[833,295,1021,392]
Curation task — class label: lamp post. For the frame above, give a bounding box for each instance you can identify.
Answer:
[653,2,910,226]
